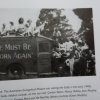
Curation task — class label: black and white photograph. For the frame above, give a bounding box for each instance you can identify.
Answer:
[0,8,96,81]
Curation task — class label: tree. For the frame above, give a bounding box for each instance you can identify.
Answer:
[36,9,73,43]
[73,8,94,50]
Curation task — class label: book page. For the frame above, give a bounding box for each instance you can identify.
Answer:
[0,0,99,100]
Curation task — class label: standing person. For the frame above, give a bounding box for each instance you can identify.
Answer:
[17,17,25,35]
[73,49,80,76]
[68,47,75,76]
[53,28,61,41]
[79,51,87,76]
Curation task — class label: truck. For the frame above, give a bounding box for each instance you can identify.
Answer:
[0,35,55,79]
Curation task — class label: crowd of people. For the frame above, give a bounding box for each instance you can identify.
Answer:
[51,36,95,76]
[0,17,35,37]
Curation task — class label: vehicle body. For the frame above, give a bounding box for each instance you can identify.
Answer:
[0,35,53,78]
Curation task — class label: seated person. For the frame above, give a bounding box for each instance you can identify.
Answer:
[17,17,25,35]
[6,21,16,36]
[24,19,33,36]
[0,24,7,36]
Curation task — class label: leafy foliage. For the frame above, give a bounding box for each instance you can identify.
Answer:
[73,8,94,50]
[36,9,73,42]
